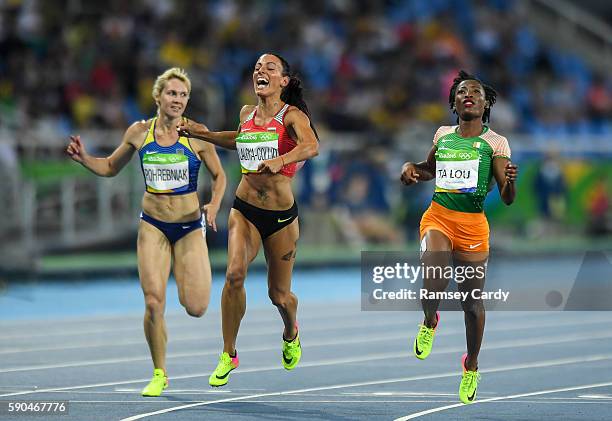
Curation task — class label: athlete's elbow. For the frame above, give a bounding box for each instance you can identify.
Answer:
[308,143,319,158]
[106,166,119,177]
[212,171,227,184]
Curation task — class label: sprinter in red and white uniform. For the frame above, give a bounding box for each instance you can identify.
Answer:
[178,53,319,386]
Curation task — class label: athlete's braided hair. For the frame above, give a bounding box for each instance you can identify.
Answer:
[448,70,497,123]
[271,53,319,140]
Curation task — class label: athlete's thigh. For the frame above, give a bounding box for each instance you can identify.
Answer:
[138,220,172,299]
[227,208,262,277]
[172,226,210,306]
[421,229,452,268]
[421,229,452,253]
[263,218,299,291]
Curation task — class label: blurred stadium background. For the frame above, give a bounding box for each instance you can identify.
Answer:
[0,0,611,278]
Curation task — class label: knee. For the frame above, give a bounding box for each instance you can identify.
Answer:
[185,303,207,318]
[144,294,165,318]
[268,287,290,308]
[226,266,246,290]
[461,299,484,317]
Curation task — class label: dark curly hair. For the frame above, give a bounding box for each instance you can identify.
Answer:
[448,70,497,123]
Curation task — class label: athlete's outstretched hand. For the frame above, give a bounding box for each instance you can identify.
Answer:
[177,119,204,138]
[504,162,518,183]
[202,203,219,232]
[66,135,88,164]
[258,157,284,174]
[400,162,420,186]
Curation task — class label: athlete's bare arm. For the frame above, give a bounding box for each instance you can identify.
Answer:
[176,112,246,150]
[257,107,319,174]
[193,128,227,232]
[67,121,147,177]
[401,146,436,185]
[492,157,518,205]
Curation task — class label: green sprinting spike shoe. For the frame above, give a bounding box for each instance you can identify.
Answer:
[141,368,168,397]
[209,352,239,387]
[459,353,481,404]
[413,311,439,360]
[282,329,302,370]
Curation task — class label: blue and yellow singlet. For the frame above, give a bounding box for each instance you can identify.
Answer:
[138,117,201,194]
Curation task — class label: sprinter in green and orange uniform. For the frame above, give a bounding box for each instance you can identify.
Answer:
[400,70,518,404]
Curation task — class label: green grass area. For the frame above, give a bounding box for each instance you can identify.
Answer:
[20,160,92,184]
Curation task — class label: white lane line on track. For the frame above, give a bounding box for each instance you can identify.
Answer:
[114,389,231,393]
[118,356,612,420]
[3,325,612,375]
[393,381,612,420]
[343,392,458,397]
[579,394,612,399]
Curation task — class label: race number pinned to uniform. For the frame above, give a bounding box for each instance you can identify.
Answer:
[434,149,479,193]
[236,132,279,173]
[142,153,189,192]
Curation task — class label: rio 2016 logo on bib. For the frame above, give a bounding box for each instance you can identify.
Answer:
[435,149,479,193]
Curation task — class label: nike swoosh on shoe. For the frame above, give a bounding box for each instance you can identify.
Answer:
[215,370,232,380]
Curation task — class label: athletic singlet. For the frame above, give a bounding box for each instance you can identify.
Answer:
[236,104,302,178]
[138,117,201,194]
[431,125,511,213]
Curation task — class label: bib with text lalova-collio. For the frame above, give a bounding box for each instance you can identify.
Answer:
[434,148,479,193]
[142,153,189,192]
[236,132,279,173]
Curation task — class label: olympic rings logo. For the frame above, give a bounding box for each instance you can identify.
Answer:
[458,152,472,159]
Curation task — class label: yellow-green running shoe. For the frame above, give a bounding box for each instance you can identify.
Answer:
[413,311,439,360]
[209,352,239,387]
[141,368,168,397]
[282,329,301,370]
[459,353,481,404]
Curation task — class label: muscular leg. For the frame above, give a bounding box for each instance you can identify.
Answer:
[172,227,211,318]
[420,230,452,328]
[222,209,261,355]
[454,250,489,371]
[138,221,172,371]
[263,219,300,340]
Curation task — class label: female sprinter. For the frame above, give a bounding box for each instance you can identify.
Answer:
[400,70,518,404]
[66,68,226,397]
[177,53,319,387]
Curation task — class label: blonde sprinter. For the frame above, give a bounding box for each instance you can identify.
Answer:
[67,68,226,397]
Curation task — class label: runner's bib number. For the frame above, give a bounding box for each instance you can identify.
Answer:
[142,153,189,192]
[435,149,479,193]
[236,132,279,173]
